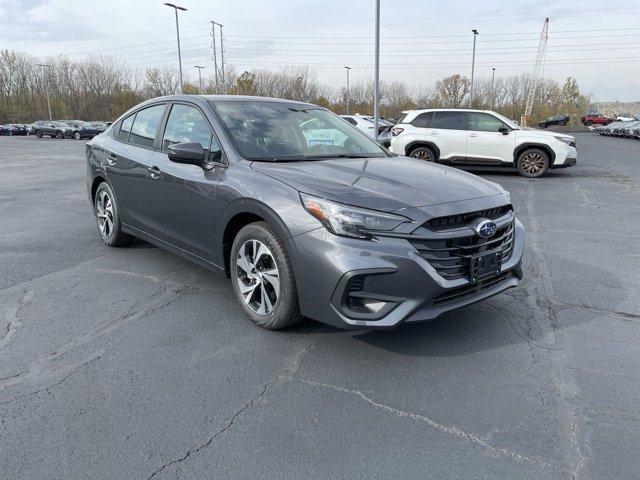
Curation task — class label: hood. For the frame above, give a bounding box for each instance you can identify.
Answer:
[518,128,574,140]
[251,156,503,212]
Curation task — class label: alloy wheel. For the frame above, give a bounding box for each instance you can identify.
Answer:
[235,239,280,315]
[96,190,114,239]
[410,149,434,161]
[520,152,546,175]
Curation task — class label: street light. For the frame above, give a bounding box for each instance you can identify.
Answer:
[164,2,187,94]
[373,0,380,140]
[37,64,52,121]
[469,29,479,107]
[344,66,351,115]
[194,65,205,93]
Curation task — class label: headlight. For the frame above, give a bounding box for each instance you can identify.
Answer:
[554,136,575,146]
[300,193,410,239]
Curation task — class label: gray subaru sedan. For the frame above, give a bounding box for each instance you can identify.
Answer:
[86,95,524,330]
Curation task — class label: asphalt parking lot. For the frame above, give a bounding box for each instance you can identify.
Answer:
[1,134,639,480]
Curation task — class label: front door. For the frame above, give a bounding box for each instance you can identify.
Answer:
[144,103,222,263]
[465,112,515,165]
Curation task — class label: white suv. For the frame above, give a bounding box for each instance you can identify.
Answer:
[389,109,577,177]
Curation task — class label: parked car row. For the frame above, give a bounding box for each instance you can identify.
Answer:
[0,124,30,136]
[31,120,108,139]
[594,115,640,138]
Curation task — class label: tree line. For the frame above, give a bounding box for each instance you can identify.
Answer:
[1,49,590,124]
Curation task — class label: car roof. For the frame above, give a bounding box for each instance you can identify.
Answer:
[401,108,499,115]
[142,94,316,107]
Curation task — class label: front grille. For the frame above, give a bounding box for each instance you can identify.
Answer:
[410,221,515,281]
[433,271,516,306]
[425,206,512,231]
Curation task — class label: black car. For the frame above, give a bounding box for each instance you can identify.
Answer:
[0,124,28,136]
[538,114,569,129]
[71,122,108,140]
[32,121,74,138]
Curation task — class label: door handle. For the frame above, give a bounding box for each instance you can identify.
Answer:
[148,166,161,180]
[428,130,439,135]
[106,153,117,165]
[468,133,479,137]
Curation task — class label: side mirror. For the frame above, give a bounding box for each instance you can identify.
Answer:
[498,127,510,135]
[167,142,221,170]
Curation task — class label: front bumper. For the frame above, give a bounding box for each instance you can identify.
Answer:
[287,218,525,329]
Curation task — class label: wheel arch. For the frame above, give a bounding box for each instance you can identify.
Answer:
[513,142,555,164]
[90,175,108,202]
[219,199,295,278]
[404,141,441,159]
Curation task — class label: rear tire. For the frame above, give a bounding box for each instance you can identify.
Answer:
[35,131,42,138]
[93,182,134,247]
[517,148,549,178]
[55,130,63,139]
[230,222,302,330]
[73,131,81,140]
[585,120,593,126]
[408,146,436,162]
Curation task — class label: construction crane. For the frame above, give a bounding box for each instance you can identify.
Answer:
[521,18,549,127]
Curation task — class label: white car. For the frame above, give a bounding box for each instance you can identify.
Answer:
[341,114,391,147]
[389,109,577,177]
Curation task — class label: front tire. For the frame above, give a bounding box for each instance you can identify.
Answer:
[230,222,302,330]
[94,182,134,247]
[73,131,81,140]
[35,131,42,138]
[408,146,436,162]
[517,148,549,178]
[55,130,63,139]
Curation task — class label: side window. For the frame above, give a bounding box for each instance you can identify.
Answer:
[162,104,214,152]
[432,111,466,130]
[412,112,433,128]
[128,104,165,148]
[118,114,135,142]
[467,112,506,132]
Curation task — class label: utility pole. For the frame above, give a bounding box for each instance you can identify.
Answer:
[344,66,351,115]
[469,29,479,107]
[219,24,226,93]
[164,3,187,94]
[37,64,52,121]
[210,21,219,92]
[194,66,205,93]
[373,0,380,141]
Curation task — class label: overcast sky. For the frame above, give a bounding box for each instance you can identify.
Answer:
[1,0,639,101]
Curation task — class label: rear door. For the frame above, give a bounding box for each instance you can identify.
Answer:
[429,111,467,162]
[465,112,515,165]
[103,103,167,230]
[144,102,222,262]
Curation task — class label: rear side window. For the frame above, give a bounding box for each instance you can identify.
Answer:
[467,112,505,132]
[128,104,166,148]
[118,114,134,142]
[412,112,433,128]
[432,111,466,130]
[344,117,357,126]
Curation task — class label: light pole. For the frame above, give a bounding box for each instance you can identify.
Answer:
[164,3,187,93]
[344,66,351,115]
[469,29,479,107]
[491,67,496,109]
[37,64,52,121]
[194,65,205,93]
[373,0,380,140]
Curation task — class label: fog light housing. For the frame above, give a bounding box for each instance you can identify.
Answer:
[331,269,401,321]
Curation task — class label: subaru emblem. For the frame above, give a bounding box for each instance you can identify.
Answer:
[475,219,498,239]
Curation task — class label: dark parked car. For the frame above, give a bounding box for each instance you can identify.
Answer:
[0,124,29,136]
[87,95,524,330]
[32,120,73,138]
[538,114,569,129]
[71,122,108,139]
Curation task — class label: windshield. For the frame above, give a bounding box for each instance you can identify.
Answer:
[210,101,389,161]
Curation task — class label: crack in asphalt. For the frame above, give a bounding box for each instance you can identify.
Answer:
[296,378,559,471]
[0,289,34,350]
[145,342,313,480]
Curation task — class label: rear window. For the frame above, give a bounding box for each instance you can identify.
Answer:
[118,114,134,142]
[432,111,466,130]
